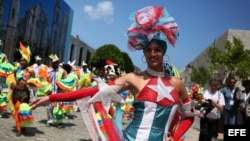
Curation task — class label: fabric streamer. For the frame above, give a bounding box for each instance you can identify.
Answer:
[77,97,123,141]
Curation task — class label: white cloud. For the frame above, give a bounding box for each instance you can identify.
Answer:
[83,1,114,23]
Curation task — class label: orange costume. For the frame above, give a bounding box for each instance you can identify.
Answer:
[7,42,34,136]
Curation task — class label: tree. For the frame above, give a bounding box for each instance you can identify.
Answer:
[207,37,250,80]
[190,65,211,86]
[89,44,134,73]
[90,44,124,66]
[121,52,134,73]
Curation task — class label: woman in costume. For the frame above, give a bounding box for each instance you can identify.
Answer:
[8,42,34,136]
[30,6,196,141]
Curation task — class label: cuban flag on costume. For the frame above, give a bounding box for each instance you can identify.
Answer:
[125,77,180,140]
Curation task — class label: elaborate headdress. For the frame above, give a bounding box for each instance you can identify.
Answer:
[49,54,59,63]
[126,6,179,52]
[19,42,31,63]
[104,59,117,73]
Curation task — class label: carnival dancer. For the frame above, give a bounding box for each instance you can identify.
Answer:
[0,61,15,118]
[46,54,67,127]
[0,49,10,117]
[7,42,34,136]
[58,62,78,118]
[29,55,48,99]
[30,6,196,141]
[74,61,92,111]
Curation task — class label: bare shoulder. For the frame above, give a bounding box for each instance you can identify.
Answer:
[168,76,184,91]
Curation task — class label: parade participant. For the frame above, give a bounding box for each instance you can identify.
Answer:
[8,42,34,136]
[0,61,15,117]
[29,55,48,98]
[46,54,67,127]
[31,55,48,81]
[30,6,195,141]
[59,62,78,118]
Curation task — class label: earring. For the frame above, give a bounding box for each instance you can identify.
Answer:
[163,54,169,63]
[141,55,146,63]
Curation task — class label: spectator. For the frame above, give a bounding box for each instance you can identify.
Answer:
[220,76,241,125]
[199,79,225,141]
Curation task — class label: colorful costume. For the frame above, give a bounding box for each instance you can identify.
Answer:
[7,42,34,136]
[39,6,194,141]
[0,62,15,117]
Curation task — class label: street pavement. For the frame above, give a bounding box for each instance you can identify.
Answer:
[0,105,223,141]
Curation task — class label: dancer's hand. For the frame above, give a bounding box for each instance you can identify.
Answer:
[30,96,50,110]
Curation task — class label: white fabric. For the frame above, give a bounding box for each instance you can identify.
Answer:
[203,89,225,117]
[88,77,124,112]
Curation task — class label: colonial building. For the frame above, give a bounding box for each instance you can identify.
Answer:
[69,35,95,67]
[180,29,250,88]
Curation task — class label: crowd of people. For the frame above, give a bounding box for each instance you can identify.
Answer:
[0,5,249,141]
[189,76,250,141]
[0,41,135,137]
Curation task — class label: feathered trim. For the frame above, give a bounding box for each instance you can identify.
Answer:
[19,42,31,63]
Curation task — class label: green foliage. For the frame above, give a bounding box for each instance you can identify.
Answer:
[190,65,211,86]
[121,52,134,73]
[207,37,250,79]
[90,44,124,66]
[90,44,135,73]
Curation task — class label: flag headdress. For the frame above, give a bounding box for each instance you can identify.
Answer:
[126,6,179,52]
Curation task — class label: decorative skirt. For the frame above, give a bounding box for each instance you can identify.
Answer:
[19,103,34,127]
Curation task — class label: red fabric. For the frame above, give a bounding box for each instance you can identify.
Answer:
[94,102,122,141]
[172,116,194,141]
[172,98,194,141]
[49,87,99,102]
[49,81,115,102]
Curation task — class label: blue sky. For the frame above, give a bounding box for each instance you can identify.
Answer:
[64,0,250,71]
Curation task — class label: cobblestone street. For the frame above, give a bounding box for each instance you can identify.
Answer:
[0,105,222,141]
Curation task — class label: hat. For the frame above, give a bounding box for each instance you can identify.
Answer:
[126,6,179,51]
[19,42,31,63]
[82,61,88,66]
[49,54,59,63]
[35,55,42,61]
[109,70,116,76]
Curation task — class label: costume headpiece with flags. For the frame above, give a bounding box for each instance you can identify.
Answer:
[126,6,179,53]
[19,42,31,63]
[49,54,59,63]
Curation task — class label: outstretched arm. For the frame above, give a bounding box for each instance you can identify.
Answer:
[30,81,116,110]
[30,86,99,110]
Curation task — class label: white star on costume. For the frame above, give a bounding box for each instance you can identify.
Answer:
[147,78,175,102]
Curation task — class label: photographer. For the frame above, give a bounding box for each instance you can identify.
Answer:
[199,79,225,141]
